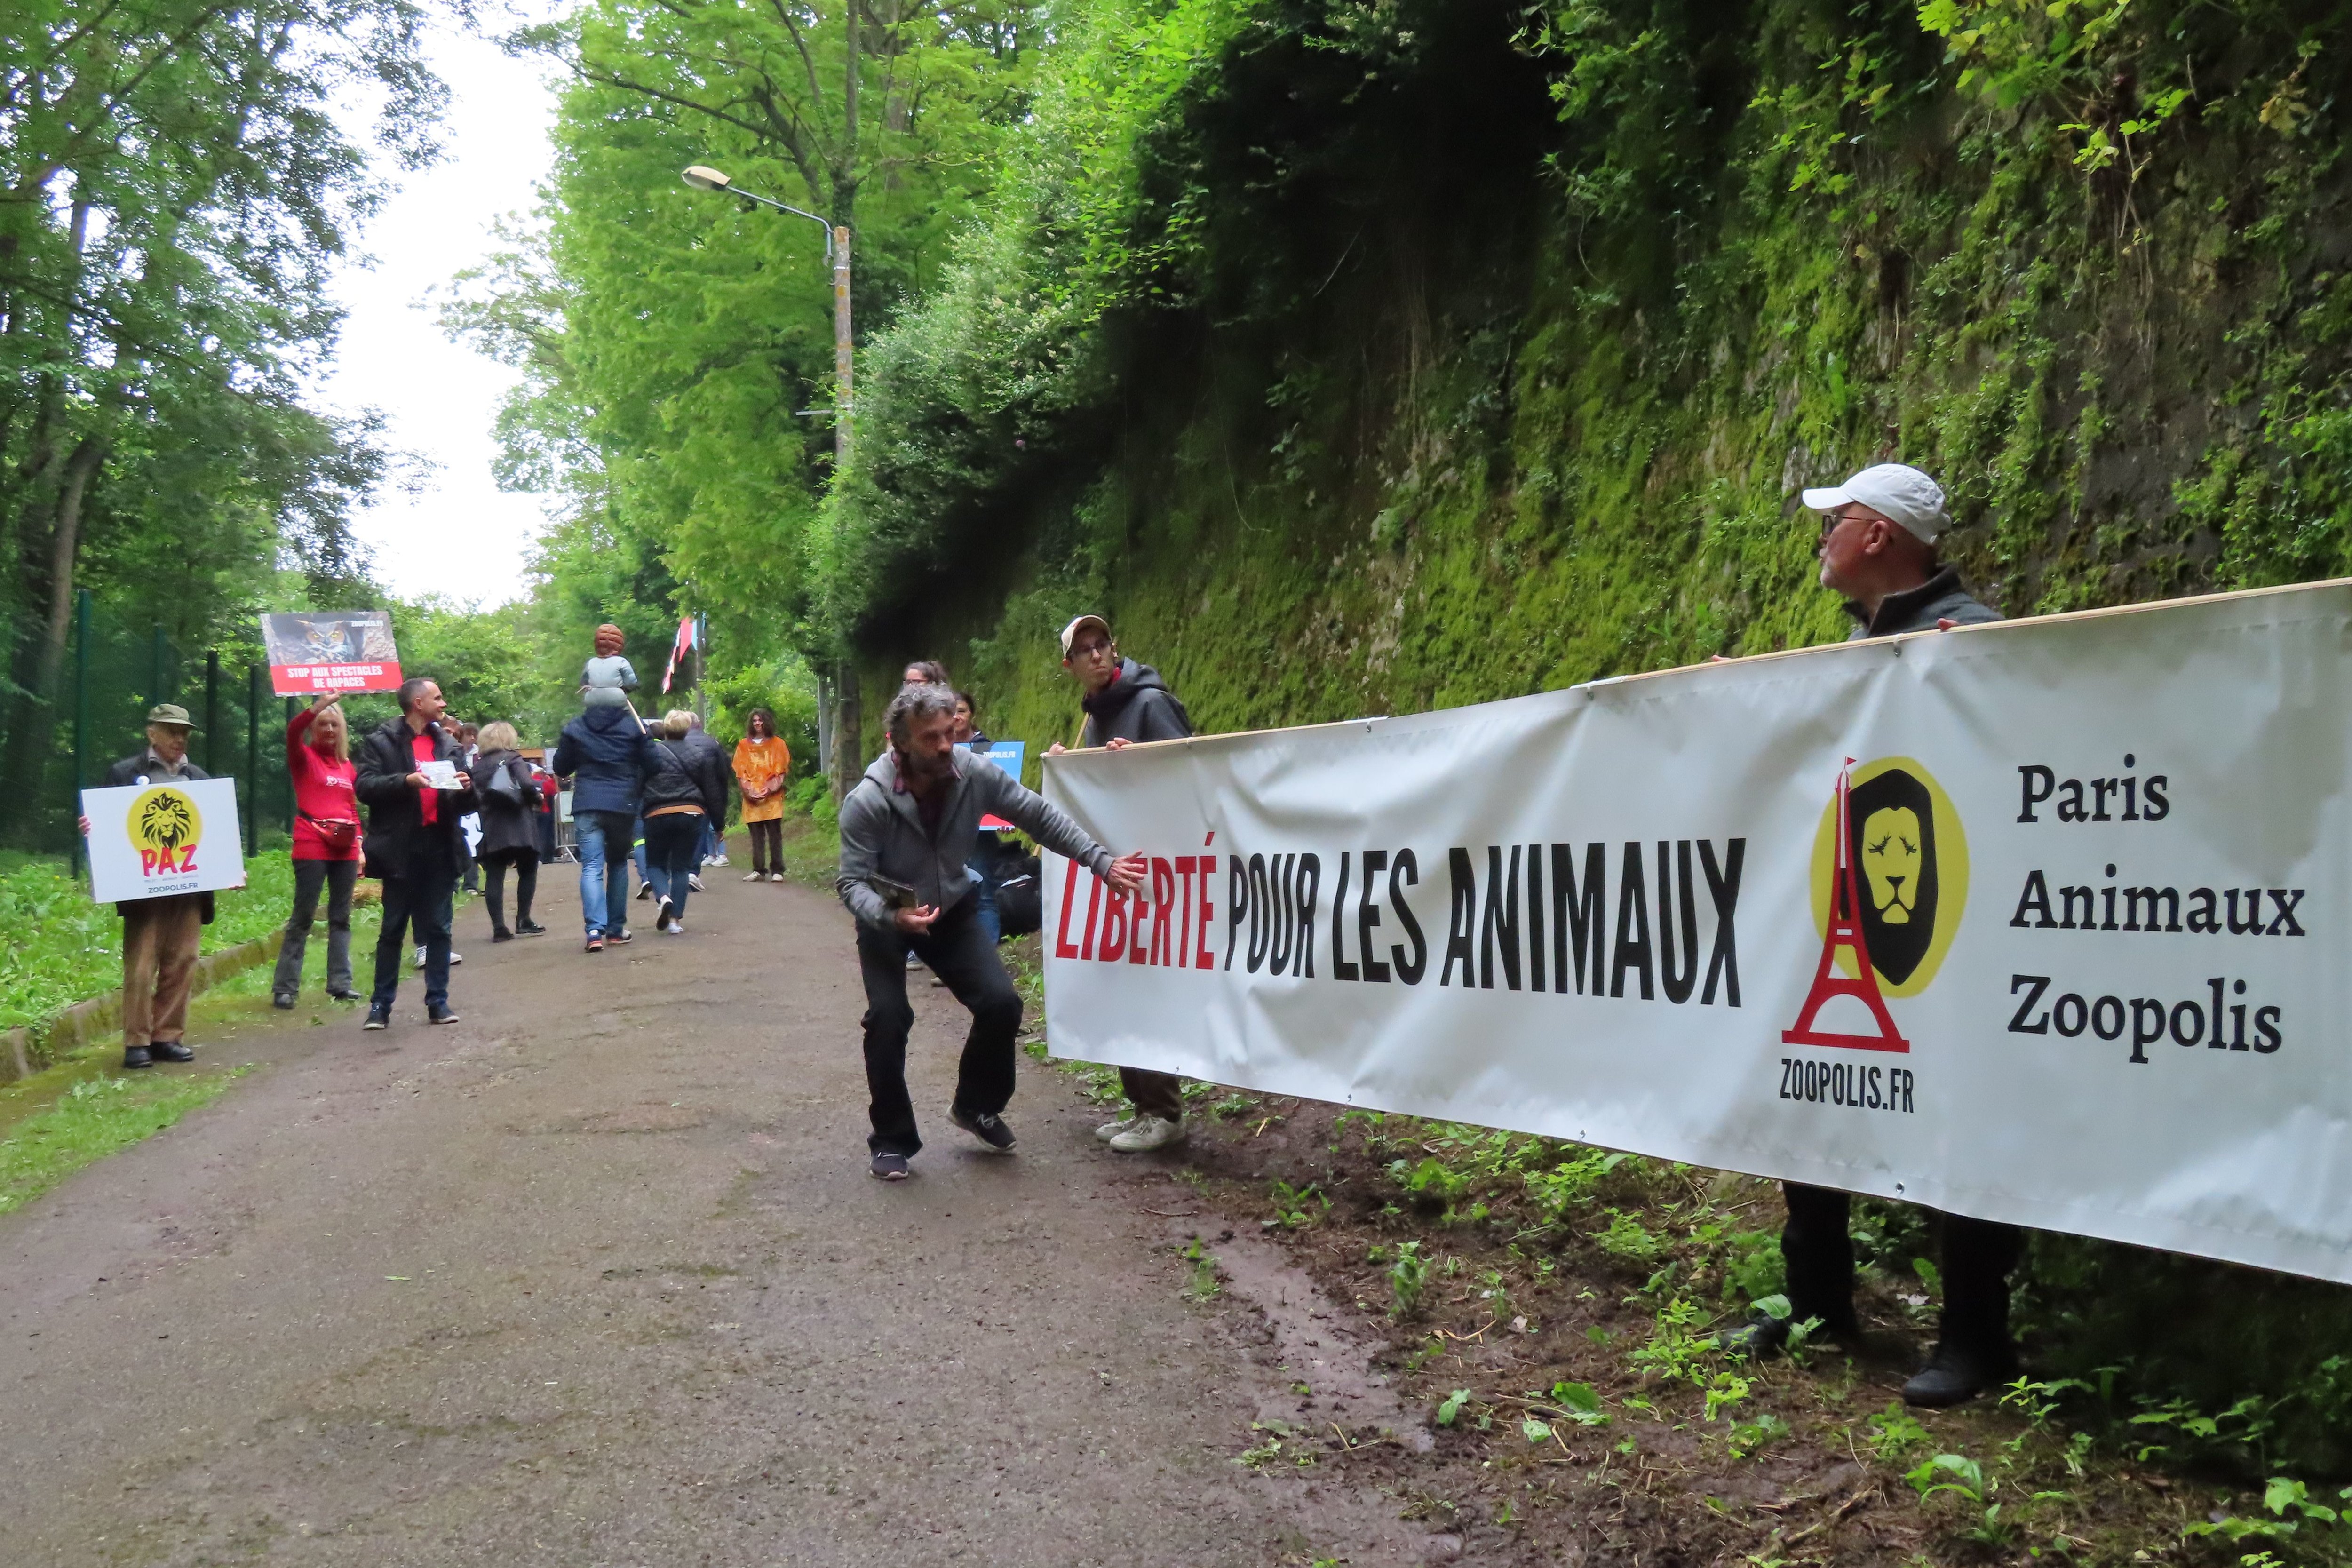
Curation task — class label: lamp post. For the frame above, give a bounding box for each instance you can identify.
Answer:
[681,165,851,467]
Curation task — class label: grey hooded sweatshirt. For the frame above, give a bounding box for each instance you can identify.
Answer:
[836,748,1115,933]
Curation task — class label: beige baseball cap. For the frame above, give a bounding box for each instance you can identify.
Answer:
[1058,614,1111,657]
[1801,463,1950,543]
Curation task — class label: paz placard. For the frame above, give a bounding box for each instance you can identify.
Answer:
[82,777,247,903]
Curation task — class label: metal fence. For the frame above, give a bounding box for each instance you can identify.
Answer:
[1,590,296,870]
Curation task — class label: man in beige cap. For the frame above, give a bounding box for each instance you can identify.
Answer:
[1048,613,1195,1151]
[80,704,217,1069]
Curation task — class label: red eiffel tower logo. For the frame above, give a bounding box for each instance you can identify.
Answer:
[1782,759,1910,1053]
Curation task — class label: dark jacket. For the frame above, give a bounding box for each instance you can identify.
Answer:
[551,705,651,818]
[683,728,732,823]
[1845,565,2001,640]
[1078,658,1192,748]
[837,748,1113,932]
[466,748,543,859]
[102,748,215,922]
[355,716,470,878]
[642,730,729,820]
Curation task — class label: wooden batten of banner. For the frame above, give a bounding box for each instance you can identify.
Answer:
[1781,758,1909,1053]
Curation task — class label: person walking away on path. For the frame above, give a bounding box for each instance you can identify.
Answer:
[553,687,653,953]
[640,709,729,934]
[733,708,790,882]
[838,683,1146,1181]
[273,695,361,1008]
[681,712,727,890]
[77,704,215,1068]
[468,722,546,942]
[356,678,474,1029]
[949,692,1001,949]
[1048,613,1195,1153]
[1713,462,2014,1409]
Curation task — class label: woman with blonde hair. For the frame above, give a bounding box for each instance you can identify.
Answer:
[273,693,362,1007]
[638,708,730,933]
[466,720,546,942]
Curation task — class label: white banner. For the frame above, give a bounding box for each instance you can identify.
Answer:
[1042,581,2352,1283]
[82,778,247,903]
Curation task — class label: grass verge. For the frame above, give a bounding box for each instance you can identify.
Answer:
[0,1066,248,1215]
[0,839,348,1035]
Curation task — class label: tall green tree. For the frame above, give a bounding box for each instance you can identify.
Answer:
[0,0,443,814]
[460,0,1049,692]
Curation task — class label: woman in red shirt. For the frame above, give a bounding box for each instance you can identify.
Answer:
[272,694,363,1007]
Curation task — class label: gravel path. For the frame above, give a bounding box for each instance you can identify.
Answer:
[0,871,1437,1567]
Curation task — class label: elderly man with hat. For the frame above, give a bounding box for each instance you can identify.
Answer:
[80,704,218,1069]
[1046,612,1197,1153]
[1720,462,2020,1408]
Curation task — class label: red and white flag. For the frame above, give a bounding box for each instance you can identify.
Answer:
[661,615,697,693]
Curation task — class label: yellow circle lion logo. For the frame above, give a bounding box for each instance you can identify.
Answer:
[1807,756,1968,998]
[127,786,203,874]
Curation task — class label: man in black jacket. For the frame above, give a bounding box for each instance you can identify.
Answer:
[1723,464,2019,1409]
[81,703,215,1069]
[356,677,474,1029]
[1048,613,1195,1153]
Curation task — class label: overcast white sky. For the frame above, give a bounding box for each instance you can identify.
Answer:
[318,6,561,605]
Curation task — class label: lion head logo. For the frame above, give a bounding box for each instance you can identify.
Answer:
[1808,757,1968,998]
[127,787,202,866]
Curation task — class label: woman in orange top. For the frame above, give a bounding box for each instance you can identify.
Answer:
[732,708,791,882]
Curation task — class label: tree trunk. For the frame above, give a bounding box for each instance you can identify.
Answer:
[32,435,104,695]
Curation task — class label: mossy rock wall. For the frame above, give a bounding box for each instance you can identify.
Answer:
[840,0,2352,1467]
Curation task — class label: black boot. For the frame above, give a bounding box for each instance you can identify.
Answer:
[1903,1339,2018,1407]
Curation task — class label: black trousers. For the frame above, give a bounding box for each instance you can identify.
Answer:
[482,847,538,935]
[371,860,456,1011]
[273,857,357,997]
[747,817,783,875]
[855,896,1021,1156]
[1781,1182,2025,1351]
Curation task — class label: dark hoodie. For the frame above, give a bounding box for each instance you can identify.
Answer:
[552,704,655,817]
[1079,658,1192,748]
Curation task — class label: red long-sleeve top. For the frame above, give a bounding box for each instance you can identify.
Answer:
[286,706,363,861]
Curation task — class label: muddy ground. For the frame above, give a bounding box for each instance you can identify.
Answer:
[0,869,2313,1567]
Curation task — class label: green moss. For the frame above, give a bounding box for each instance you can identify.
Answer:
[834,0,2352,1463]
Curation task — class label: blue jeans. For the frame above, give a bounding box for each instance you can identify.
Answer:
[968,858,999,945]
[575,810,637,936]
[644,813,704,921]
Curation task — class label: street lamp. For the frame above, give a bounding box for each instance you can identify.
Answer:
[681,165,852,466]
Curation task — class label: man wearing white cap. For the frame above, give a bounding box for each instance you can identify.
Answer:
[1724,462,2020,1409]
[1048,612,1194,1152]
[1803,462,1999,639]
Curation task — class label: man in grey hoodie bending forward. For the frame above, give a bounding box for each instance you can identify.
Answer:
[838,682,1147,1180]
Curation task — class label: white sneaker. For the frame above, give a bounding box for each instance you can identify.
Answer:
[1108,1115,1186,1154]
[1095,1116,1139,1144]
[743,871,766,882]
[687,873,706,893]
[708,854,729,867]
[450,950,463,965]
[664,919,685,935]
[413,945,425,969]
